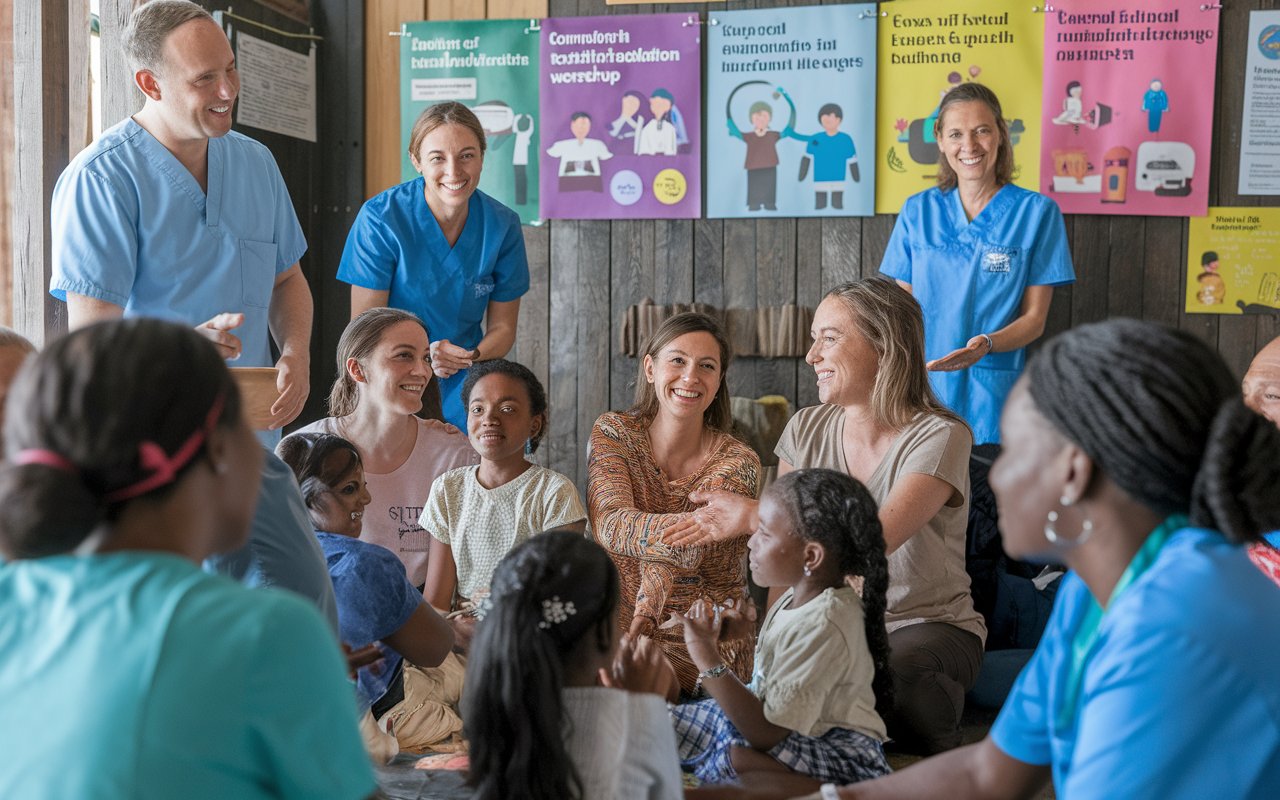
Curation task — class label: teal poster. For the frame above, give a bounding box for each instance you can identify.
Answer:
[400,20,541,225]
[706,5,878,218]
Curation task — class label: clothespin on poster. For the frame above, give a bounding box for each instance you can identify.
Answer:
[1200,3,1223,9]
[525,19,541,34]
[389,23,407,36]
[1031,5,1056,11]
[681,15,717,27]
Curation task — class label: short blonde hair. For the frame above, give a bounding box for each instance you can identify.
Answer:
[408,102,487,162]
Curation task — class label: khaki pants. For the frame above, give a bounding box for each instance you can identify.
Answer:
[359,651,467,763]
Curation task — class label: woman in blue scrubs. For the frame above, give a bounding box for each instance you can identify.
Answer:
[802,319,1280,800]
[880,83,1074,444]
[339,102,530,429]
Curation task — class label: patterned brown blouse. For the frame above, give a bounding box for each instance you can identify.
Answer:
[587,411,761,692]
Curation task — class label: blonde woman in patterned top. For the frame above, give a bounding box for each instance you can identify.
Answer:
[588,312,760,694]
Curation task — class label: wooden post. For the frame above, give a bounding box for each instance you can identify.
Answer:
[365,0,426,199]
[0,0,15,328]
[98,0,143,131]
[12,0,71,346]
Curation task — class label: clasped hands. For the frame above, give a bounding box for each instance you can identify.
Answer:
[660,489,757,547]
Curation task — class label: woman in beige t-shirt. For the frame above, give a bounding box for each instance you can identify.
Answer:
[665,277,985,754]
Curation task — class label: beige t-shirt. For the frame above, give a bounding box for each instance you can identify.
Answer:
[294,417,479,586]
[752,586,886,741]
[419,464,586,600]
[775,405,986,641]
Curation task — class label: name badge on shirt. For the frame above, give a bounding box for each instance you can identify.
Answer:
[473,281,496,299]
[982,247,1018,274]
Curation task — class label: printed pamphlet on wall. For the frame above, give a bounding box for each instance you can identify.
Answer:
[538,14,702,220]
[1186,208,1280,315]
[875,0,1043,214]
[400,19,541,225]
[1239,10,1280,196]
[705,4,877,218]
[1041,1,1218,216]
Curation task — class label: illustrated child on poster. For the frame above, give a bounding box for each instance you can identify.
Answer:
[638,89,680,156]
[1196,271,1226,306]
[727,86,797,212]
[1143,79,1169,133]
[512,114,534,206]
[1201,251,1219,274]
[794,104,860,210]
[546,112,613,193]
[608,90,645,155]
[1053,81,1085,125]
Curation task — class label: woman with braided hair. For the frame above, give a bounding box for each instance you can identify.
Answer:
[799,318,1280,800]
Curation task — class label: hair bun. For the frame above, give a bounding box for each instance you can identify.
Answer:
[0,462,105,559]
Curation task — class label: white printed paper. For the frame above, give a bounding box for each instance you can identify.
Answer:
[1239,10,1280,195]
[234,31,317,143]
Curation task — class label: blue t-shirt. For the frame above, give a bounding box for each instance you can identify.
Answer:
[805,131,857,182]
[204,450,339,634]
[316,532,424,705]
[880,184,1075,444]
[0,552,374,800]
[991,527,1280,799]
[337,182,530,428]
[50,119,306,373]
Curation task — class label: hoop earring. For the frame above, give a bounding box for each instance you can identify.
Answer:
[1045,510,1093,548]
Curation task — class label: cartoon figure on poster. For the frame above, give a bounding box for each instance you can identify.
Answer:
[796,104,860,211]
[638,89,686,156]
[1142,79,1169,133]
[546,112,612,193]
[725,82,796,212]
[468,101,538,208]
[609,90,645,155]
[1050,81,1112,132]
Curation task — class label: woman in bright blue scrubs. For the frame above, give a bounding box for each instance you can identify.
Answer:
[803,319,1280,800]
[339,102,529,429]
[880,83,1074,445]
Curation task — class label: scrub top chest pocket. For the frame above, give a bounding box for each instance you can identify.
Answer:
[240,239,279,308]
[461,274,497,322]
[979,245,1021,277]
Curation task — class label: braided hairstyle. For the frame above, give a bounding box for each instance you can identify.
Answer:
[0,319,241,559]
[1026,318,1280,544]
[460,358,549,453]
[464,530,621,800]
[767,468,894,716]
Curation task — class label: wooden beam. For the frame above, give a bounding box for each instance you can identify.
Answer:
[69,0,92,155]
[13,0,71,346]
[365,0,426,199]
[0,0,15,327]
[99,0,143,131]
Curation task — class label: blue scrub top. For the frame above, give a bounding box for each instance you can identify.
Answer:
[991,527,1280,799]
[338,181,529,428]
[50,119,306,373]
[880,184,1074,444]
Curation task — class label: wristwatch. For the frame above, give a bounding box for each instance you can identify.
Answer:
[820,784,841,800]
[698,663,729,680]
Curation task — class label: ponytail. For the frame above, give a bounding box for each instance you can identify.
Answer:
[1190,398,1280,544]
[464,531,620,800]
[0,319,240,560]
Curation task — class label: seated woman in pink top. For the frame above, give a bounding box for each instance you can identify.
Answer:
[296,308,478,590]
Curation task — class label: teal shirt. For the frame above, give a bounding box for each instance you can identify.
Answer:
[0,552,375,800]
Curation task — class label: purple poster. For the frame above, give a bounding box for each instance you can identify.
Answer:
[539,14,702,219]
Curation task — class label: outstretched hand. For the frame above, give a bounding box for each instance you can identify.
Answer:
[926,335,990,372]
[195,312,245,361]
[599,634,678,701]
[661,489,757,547]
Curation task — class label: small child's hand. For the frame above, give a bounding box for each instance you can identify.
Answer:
[599,634,677,700]
[664,599,723,669]
[718,596,758,644]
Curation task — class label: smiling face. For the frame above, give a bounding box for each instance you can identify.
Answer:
[570,115,591,141]
[643,331,723,425]
[747,491,808,588]
[411,122,483,217]
[987,381,1073,562]
[939,100,1001,191]
[466,372,542,463]
[149,18,239,141]
[351,320,432,416]
[1243,338,1280,428]
[1150,80,1162,92]
[806,296,880,408]
[308,454,372,538]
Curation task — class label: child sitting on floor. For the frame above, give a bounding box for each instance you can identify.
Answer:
[465,530,683,800]
[421,359,586,614]
[277,432,464,761]
[669,468,894,795]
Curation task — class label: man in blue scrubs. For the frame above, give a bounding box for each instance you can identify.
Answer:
[50,0,312,437]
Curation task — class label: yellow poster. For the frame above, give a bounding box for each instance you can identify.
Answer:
[1186,208,1280,315]
[875,0,1043,214]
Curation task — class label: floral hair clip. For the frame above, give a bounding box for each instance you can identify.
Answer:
[539,596,577,629]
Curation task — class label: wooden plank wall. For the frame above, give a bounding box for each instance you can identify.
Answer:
[497,0,1280,495]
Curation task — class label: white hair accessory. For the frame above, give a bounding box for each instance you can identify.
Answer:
[539,596,577,629]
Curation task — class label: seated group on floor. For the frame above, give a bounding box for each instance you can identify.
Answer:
[3,276,1280,800]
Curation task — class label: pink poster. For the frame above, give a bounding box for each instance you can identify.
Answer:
[1040,2,1218,216]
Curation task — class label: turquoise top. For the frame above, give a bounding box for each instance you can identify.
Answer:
[0,551,375,800]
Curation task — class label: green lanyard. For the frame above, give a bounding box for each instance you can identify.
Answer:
[1054,514,1189,734]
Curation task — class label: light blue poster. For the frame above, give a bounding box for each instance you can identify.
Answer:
[706,4,877,218]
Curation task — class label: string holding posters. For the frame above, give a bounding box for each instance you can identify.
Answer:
[705,4,877,219]
[1239,10,1280,196]
[539,14,701,220]
[1041,2,1218,216]
[401,20,540,225]
[1186,208,1280,316]
[875,0,1043,215]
